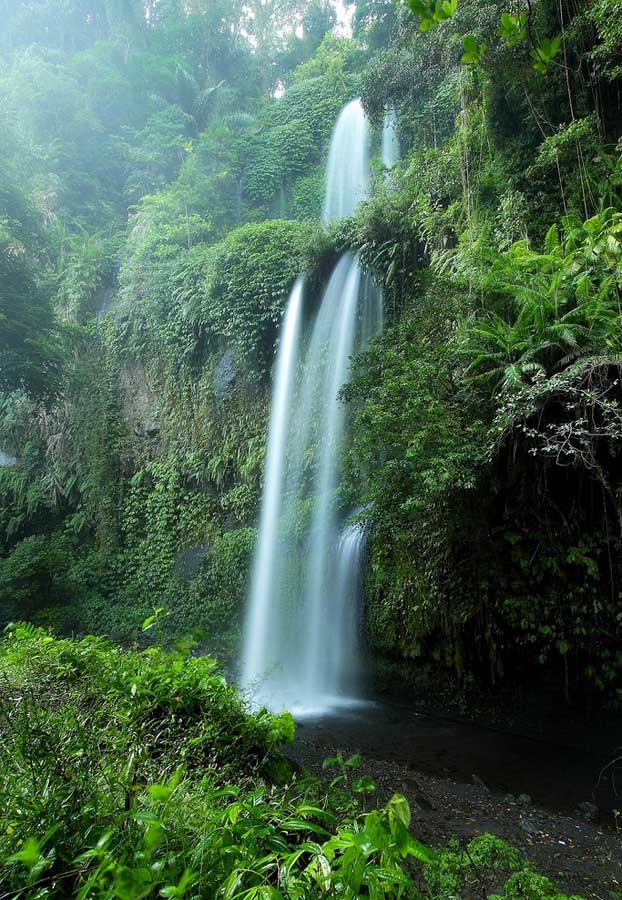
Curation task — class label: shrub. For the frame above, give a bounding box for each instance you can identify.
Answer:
[0,630,585,900]
[175,219,329,370]
[168,527,256,638]
[0,533,76,622]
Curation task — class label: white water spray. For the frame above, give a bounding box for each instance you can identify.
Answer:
[322,98,370,222]
[382,106,400,171]
[241,98,382,715]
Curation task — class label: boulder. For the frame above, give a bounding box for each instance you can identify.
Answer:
[213,348,237,398]
[174,546,209,581]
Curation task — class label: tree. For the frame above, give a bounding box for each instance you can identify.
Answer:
[0,177,60,398]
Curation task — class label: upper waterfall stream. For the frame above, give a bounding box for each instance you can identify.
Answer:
[241,98,382,715]
[382,106,400,171]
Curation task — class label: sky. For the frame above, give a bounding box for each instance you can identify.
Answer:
[334,0,355,37]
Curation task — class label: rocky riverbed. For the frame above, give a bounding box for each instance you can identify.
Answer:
[286,701,622,899]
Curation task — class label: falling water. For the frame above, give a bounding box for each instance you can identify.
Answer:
[326,517,367,698]
[0,451,17,467]
[242,277,305,689]
[382,106,400,171]
[241,98,382,715]
[322,98,370,222]
[97,286,114,321]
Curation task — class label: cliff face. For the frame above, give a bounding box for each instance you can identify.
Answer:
[2,1,622,703]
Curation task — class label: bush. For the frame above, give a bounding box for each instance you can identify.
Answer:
[175,219,329,370]
[168,527,256,638]
[0,533,76,622]
[0,629,585,900]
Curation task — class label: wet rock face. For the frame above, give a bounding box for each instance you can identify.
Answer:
[121,362,160,439]
[0,450,17,467]
[213,348,237,398]
[134,422,161,438]
[174,546,209,581]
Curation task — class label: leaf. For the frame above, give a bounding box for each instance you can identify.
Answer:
[531,36,561,73]
[114,866,152,900]
[545,224,560,252]
[461,34,486,65]
[281,818,330,836]
[387,794,411,828]
[222,869,244,899]
[407,836,436,863]
[159,868,196,898]
[499,12,526,47]
[352,775,376,793]
[294,805,337,823]
[406,0,428,16]
[7,837,42,871]
[362,812,391,852]
[269,711,295,745]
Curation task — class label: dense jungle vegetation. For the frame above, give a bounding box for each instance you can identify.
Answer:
[0,623,595,899]
[2,0,622,704]
[1,0,622,896]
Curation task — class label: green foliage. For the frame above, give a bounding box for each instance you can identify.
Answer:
[0,171,61,397]
[406,0,457,33]
[168,528,257,638]
[461,34,486,66]
[587,0,622,81]
[3,0,622,714]
[0,533,76,620]
[123,105,191,203]
[0,628,583,900]
[176,220,328,368]
[343,283,488,667]
[498,12,527,49]
[0,627,295,897]
[530,36,561,74]
[453,208,622,392]
[344,178,622,690]
[403,0,561,75]
[424,834,586,900]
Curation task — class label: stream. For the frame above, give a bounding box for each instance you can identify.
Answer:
[288,696,620,817]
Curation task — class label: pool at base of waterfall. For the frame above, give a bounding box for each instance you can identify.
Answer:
[246,687,373,719]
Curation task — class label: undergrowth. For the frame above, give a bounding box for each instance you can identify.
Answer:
[0,625,585,899]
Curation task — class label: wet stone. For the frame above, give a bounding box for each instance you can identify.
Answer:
[213,348,237,398]
[519,817,539,836]
[471,773,490,793]
[575,801,598,821]
[413,792,435,812]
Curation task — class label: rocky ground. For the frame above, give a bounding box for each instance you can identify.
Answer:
[285,705,622,899]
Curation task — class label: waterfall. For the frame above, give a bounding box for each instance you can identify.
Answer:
[241,97,382,715]
[0,451,17,467]
[325,517,367,698]
[382,106,400,171]
[97,286,114,321]
[241,277,304,690]
[322,98,370,222]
